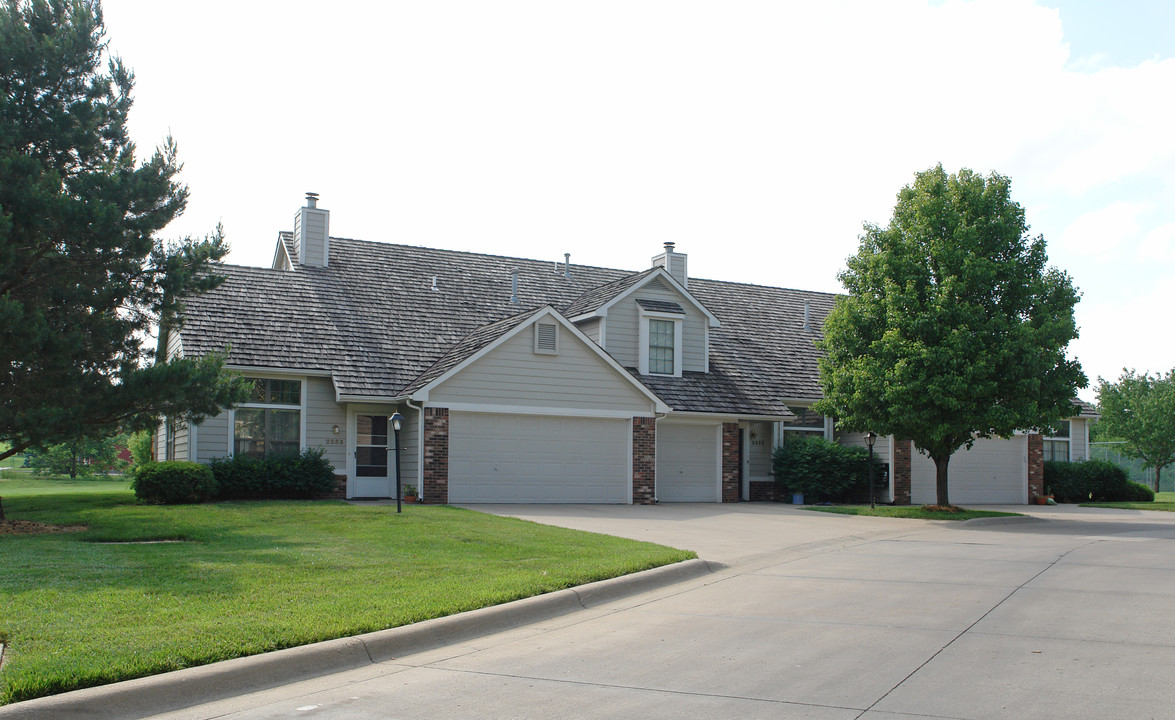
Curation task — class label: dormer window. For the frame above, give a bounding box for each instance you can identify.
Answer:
[649,319,675,374]
[638,304,684,377]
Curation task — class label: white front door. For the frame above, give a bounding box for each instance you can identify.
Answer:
[353,413,392,498]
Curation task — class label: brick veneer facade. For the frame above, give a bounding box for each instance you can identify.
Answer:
[632,417,656,504]
[422,407,449,504]
[893,439,913,505]
[749,480,778,502]
[721,422,740,502]
[1027,433,1044,499]
[320,473,347,499]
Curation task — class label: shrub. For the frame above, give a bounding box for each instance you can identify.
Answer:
[127,430,154,467]
[208,448,336,500]
[1045,459,1155,503]
[773,437,879,503]
[132,461,217,504]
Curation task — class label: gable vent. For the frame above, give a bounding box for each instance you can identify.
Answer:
[534,322,559,355]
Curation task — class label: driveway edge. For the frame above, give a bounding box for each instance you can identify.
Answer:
[0,558,718,720]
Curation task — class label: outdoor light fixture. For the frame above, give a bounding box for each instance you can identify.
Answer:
[865,431,878,509]
[332,424,340,435]
[391,412,405,513]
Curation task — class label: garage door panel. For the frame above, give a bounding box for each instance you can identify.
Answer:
[911,437,1027,504]
[449,412,629,503]
[657,423,720,502]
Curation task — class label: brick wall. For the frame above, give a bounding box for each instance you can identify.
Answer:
[1028,433,1044,499]
[893,438,912,505]
[422,407,449,504]
[721,422,739,502]
[749,480,778,502]
[632,417,656,504]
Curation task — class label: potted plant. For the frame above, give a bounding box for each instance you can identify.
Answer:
[402,484,418,503]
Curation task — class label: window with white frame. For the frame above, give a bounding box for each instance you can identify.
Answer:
[234,378,302,458]
[639,312,683,376]
[649,319,675,374]
[1043,421,1070,462]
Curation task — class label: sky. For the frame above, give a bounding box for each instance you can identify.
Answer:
[99,0,1174,402]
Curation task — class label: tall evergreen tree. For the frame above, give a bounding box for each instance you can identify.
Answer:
[816,165,1086,506]
[0,0,249,478]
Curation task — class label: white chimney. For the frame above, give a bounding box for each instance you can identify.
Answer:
[651,241,688,288]
[293,192,330,267]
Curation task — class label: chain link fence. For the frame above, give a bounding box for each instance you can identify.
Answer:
[1090,442,1173,492]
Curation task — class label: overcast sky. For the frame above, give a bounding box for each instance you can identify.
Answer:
[100,0,1173,402]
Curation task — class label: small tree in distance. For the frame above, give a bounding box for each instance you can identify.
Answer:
[1096,369,1175,491]
[816,165,1087,507]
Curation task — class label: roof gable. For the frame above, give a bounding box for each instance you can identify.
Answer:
[406,306,670,413]
[568,267,720,328]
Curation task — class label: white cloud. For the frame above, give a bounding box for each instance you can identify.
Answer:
[1137,223,1175,262]
[1058,202,1150,257]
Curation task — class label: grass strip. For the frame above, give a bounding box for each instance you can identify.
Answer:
[0,476,693,705]
[1083,491,1175,512]
[803,504,1021,521]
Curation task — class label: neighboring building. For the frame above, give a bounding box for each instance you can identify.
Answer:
[160,194,1095,505]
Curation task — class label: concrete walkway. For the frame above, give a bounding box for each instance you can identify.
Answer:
[5,503,1175,719]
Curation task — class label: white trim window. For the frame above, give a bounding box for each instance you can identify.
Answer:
[233,378,303,458]
[1043,421,1071,462]
[639,311,683,377]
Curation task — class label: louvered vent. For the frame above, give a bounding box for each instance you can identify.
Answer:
[534,322,558,354]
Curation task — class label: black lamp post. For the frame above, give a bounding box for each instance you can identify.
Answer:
[391,412,404,513]
[865,431,878,509]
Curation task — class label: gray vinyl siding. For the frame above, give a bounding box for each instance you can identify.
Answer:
[294,208,328,266]
[167,330,184,360]
[173,420,189,461]
[1069,417,1088,460]
[836,430,893,466]
[195,412,230,463]
[305,376,347,470]
[602,284,706,373]
[398,405,420,489]
[155,421,166,461]
[577,317,602,345]
[429,327,653,413]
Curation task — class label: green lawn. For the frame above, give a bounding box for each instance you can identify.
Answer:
[0,476,693,705]
[1083,491,1175,512]
[804,505,1021,521]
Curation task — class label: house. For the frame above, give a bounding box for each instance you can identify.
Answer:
[160,193,1096,505]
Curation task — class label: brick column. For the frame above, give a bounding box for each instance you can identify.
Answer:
[893,438,912,505]
[422,407,449,504]
[721,422,740,503]
[1027,433,1044,501]
[632,417,656,504]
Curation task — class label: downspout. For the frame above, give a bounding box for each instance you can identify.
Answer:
[406,398,425,501]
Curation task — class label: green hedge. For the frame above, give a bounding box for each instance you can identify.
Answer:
[1045,459,1155,503]
[208,448,336,499]
[773,437,879,503]
[132,461,217,504]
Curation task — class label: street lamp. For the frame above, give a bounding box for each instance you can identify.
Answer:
[391,412,404,513]
[865,431,878,510]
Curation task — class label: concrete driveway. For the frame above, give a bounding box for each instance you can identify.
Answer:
[9,503,1175,719]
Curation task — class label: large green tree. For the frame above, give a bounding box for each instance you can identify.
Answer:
[815,165,1086,506]
[1096,369,1175,491]
[0,0,248,473]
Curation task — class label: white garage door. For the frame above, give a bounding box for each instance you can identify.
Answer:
[449,412,630,503]
[657,423,720,502]
[911,436,1027,504]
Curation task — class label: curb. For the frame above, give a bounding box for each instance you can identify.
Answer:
[0,558,720,720]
